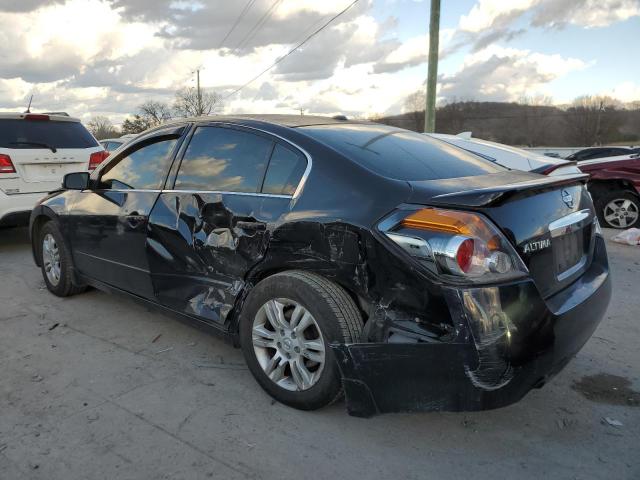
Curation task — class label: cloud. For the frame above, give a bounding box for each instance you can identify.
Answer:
[607,82,640,103]
[0,0,65,12]
[452,0,640,52]
[438,46,588,102]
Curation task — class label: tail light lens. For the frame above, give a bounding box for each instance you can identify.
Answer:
[381,207,528,284]
[89,150,109,170]
[24,114,50,121]
[0,154,16,173]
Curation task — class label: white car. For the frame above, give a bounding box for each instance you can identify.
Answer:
[426,132,581,176]
[99,134,137,154]
[0,113,107,227]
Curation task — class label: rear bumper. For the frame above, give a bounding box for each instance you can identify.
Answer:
[0,191,46,226]
[332,236,611,417]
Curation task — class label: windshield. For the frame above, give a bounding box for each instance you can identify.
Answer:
[300,123,504,181]
[0,119,98,149]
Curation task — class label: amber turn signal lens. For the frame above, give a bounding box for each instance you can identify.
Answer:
[402,208,469,234]
[401,208,487,235]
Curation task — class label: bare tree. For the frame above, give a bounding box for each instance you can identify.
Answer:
[519,94,555,147]
[87,116,119,140]
[139,100,172,126]
[565,96,622,146]
[404,90,426,132]
[173,87,223,117]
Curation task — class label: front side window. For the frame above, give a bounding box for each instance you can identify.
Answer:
[99,138,177,190]
[262,144,307,195]
[175,127,273,192]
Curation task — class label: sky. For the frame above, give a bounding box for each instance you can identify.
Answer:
[0,0,638,125]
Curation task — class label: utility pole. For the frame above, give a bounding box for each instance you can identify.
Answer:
[424,0,440,133]
[196,69,202,116]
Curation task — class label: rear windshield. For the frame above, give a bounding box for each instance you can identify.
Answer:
[0,119,98,149]
[300,123,504,181]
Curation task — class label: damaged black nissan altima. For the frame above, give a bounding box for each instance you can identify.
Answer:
[30,115,611,417]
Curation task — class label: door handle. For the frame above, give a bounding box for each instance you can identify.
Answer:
[235,221,266,231]
[125,214,146,229]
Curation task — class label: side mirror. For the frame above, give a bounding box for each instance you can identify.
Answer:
[63,172,90,190]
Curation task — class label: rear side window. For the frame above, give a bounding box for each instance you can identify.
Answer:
[99,138,177,190]
[0,119,98,149]
[262,144,306,195]
[175,127,273,192]
[300,124,504,181]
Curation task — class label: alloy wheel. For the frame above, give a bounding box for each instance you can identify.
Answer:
[252,298,326,392]
[603,198,639,228]
[42,233,61,286]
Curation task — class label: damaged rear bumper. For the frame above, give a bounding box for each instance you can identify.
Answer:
[332,239,611,417]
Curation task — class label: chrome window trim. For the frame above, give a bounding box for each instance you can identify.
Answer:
[191,121,313,199]
[86,189,163,193]
[160,189,292,199]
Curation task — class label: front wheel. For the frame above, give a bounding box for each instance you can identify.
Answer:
[39,222,86,297]
[596,191,640,229]
[239,271,363,410]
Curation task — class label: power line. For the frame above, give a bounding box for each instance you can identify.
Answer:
[225,0,360,100]
[232,0,283,54]
[251,11,335,101]
[218,0,258,49]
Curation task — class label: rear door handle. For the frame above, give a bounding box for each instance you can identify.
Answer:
[235,221,266,231]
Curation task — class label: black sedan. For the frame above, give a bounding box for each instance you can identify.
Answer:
[30,115,611,416]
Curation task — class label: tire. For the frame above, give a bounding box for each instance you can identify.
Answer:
[39,222,86,297]
[595,191,640,229]
[239,270,363,410]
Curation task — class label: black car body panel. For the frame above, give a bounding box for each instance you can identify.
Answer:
[29,115,611,416]
[333,236,611,416]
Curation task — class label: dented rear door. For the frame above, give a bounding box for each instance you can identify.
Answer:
[146,124,298,326]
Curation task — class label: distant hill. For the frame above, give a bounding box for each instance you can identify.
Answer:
[373,101,640,147]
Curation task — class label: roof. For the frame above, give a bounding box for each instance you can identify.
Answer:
[163,114,368,129]
[0,112,81,122]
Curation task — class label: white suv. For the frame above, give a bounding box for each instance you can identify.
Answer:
[0,113,107,227]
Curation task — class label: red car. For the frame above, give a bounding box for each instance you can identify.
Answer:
[551,154,640,229]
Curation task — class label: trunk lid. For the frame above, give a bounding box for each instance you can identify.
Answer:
[408,171,596,298]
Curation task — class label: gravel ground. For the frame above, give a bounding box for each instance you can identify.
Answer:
[0,226,638,480]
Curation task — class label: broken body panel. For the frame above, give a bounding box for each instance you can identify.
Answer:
[30,115,611,416]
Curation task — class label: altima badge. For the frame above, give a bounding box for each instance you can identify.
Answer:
[561,189,574,208]
[523,239,551,253]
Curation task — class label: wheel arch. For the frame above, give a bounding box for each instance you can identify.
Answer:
[29,206,58,267]
[226,262,371,345]
[588,178,640,201]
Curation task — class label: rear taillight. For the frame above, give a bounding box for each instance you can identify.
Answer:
[0,154,16,173]
[24,114,50,121]
[381,207,528,284]
[89,150,109,170]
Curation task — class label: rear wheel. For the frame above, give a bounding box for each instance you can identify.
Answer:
[239,271,363,410]
[39,222,86,297]
[596,191,640,229]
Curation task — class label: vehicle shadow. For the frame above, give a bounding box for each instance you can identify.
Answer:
[0,226,30,250]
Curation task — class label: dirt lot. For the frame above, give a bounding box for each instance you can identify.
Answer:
[1,226,638,480]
